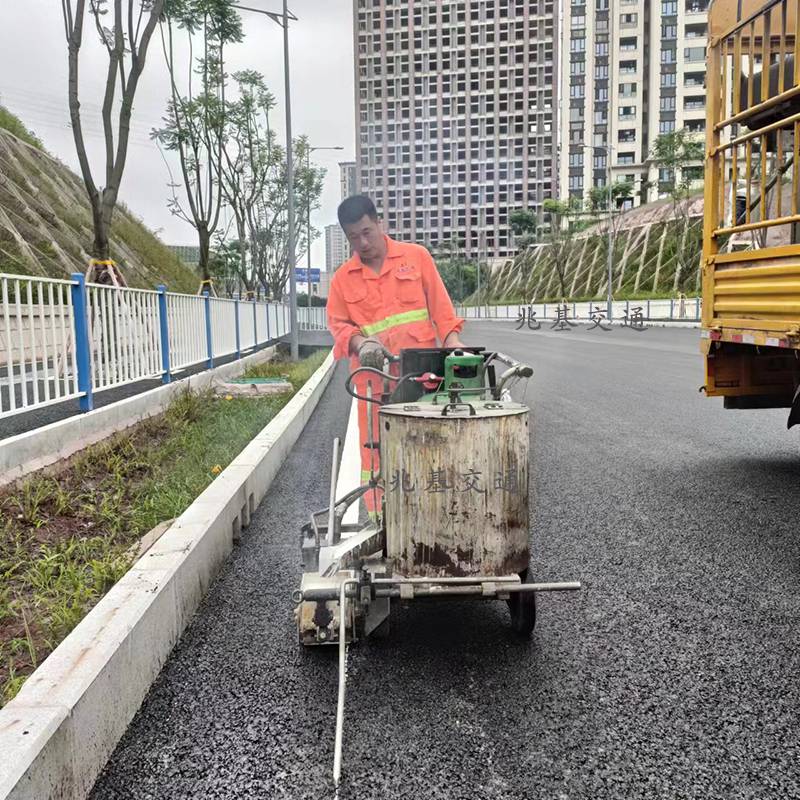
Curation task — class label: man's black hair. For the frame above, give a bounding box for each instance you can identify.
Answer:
[338,195,379,228]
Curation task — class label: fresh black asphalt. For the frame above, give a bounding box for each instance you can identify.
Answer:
[90,323,800,799]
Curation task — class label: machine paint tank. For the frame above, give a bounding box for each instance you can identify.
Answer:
[380,359,530,579]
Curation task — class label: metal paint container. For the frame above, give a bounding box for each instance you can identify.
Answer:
[380,400,530,577]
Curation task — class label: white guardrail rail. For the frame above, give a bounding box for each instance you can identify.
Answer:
[0,272,305,419]
[1,268,696,421]
[456,297,701,323]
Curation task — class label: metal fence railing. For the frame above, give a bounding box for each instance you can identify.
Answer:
[297,306,327,330]
[455,298,702,323]
[87,283,162,393]
[0,273,80,417]
[1,272,294,419]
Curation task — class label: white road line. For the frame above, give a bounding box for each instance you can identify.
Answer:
[336,397,361,530]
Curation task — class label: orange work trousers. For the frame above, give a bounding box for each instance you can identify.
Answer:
[353,366,399,517]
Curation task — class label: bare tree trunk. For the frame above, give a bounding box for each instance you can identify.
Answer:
[198,226,211,282]
[90,197,110,260]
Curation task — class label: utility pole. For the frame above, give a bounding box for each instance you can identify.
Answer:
[606,148,614,322]
[583,139,615,321]
[282,0,298,359]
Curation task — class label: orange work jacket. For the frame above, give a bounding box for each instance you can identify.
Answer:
[327,235,464,368]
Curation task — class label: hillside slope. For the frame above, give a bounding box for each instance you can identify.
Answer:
[0,110,197,292]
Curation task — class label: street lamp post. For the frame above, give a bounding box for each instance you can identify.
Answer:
[233,1,300,358]
[306,146,344,317]
[583,142,615,322]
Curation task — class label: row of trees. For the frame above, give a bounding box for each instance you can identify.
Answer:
[506,129,705,298]
[61,0,321,297]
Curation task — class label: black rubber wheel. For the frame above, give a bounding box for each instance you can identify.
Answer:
[508,569,537,637]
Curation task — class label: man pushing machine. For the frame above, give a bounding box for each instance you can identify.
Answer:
[326,195,465,517]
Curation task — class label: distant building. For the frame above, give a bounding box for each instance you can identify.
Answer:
[326,224,350,273]
[353,0,559,260]
[558,0,708,207]
[167,244,200,266]
[315,271,332,298]
[339,161,357,200]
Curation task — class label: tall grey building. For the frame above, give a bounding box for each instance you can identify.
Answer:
[559,0,708,207]
[354,0,559,262]
[339,161,357,199]
[326,223,350,272]
[325,162,357,274]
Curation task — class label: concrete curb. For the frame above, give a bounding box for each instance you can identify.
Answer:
[0,351,336,800]
[0,346,277,489]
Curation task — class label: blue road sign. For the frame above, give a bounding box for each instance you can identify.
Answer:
[295,268,321,283]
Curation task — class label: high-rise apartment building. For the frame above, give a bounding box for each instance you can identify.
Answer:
[354,0,559,261]
[559,0,709,207]
[325,223,350,272]
[340,161,357,199]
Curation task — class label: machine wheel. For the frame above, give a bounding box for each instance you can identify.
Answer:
[508,570,537,636]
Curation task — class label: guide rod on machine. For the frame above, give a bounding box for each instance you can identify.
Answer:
[328,437,340,545]
[333,578,359,789]
[297,579,581,602]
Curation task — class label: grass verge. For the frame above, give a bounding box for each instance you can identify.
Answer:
[0,348,329,707]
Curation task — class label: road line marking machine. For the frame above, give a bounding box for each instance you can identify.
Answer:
[292,347,580,786]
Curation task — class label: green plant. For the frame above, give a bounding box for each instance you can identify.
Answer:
[11,478,56,529]
[0,350,327,706]
[0,106,42,149]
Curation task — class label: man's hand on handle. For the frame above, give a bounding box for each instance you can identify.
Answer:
[443,331,465,348]
[349,330,464,369]
[355,337,391,370]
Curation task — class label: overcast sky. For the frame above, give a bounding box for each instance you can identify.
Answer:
[0,0,354,271]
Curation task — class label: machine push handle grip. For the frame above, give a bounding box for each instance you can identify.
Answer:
[492,352,533,378]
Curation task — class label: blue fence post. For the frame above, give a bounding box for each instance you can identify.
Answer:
[646,299,651,319]
[266,302,271,341]
[543,303,547,319]
[234,298,241,359]
[70,273,93,412]
[670,298,674,319]
[252,300,257,347]
[204,291,214,369]
[695,297,700,320]
[157,284,171,384]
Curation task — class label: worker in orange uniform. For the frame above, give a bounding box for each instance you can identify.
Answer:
[327,195,465,518]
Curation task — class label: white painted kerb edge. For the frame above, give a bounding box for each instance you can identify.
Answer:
[0,351,336,800]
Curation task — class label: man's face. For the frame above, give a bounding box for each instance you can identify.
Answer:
[343,215,383,261]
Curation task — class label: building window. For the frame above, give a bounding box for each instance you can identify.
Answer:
[684,46,706,62]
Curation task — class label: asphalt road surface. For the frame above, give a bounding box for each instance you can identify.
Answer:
[90,323,800,800]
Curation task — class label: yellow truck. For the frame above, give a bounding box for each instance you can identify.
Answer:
[703,0,800,425]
